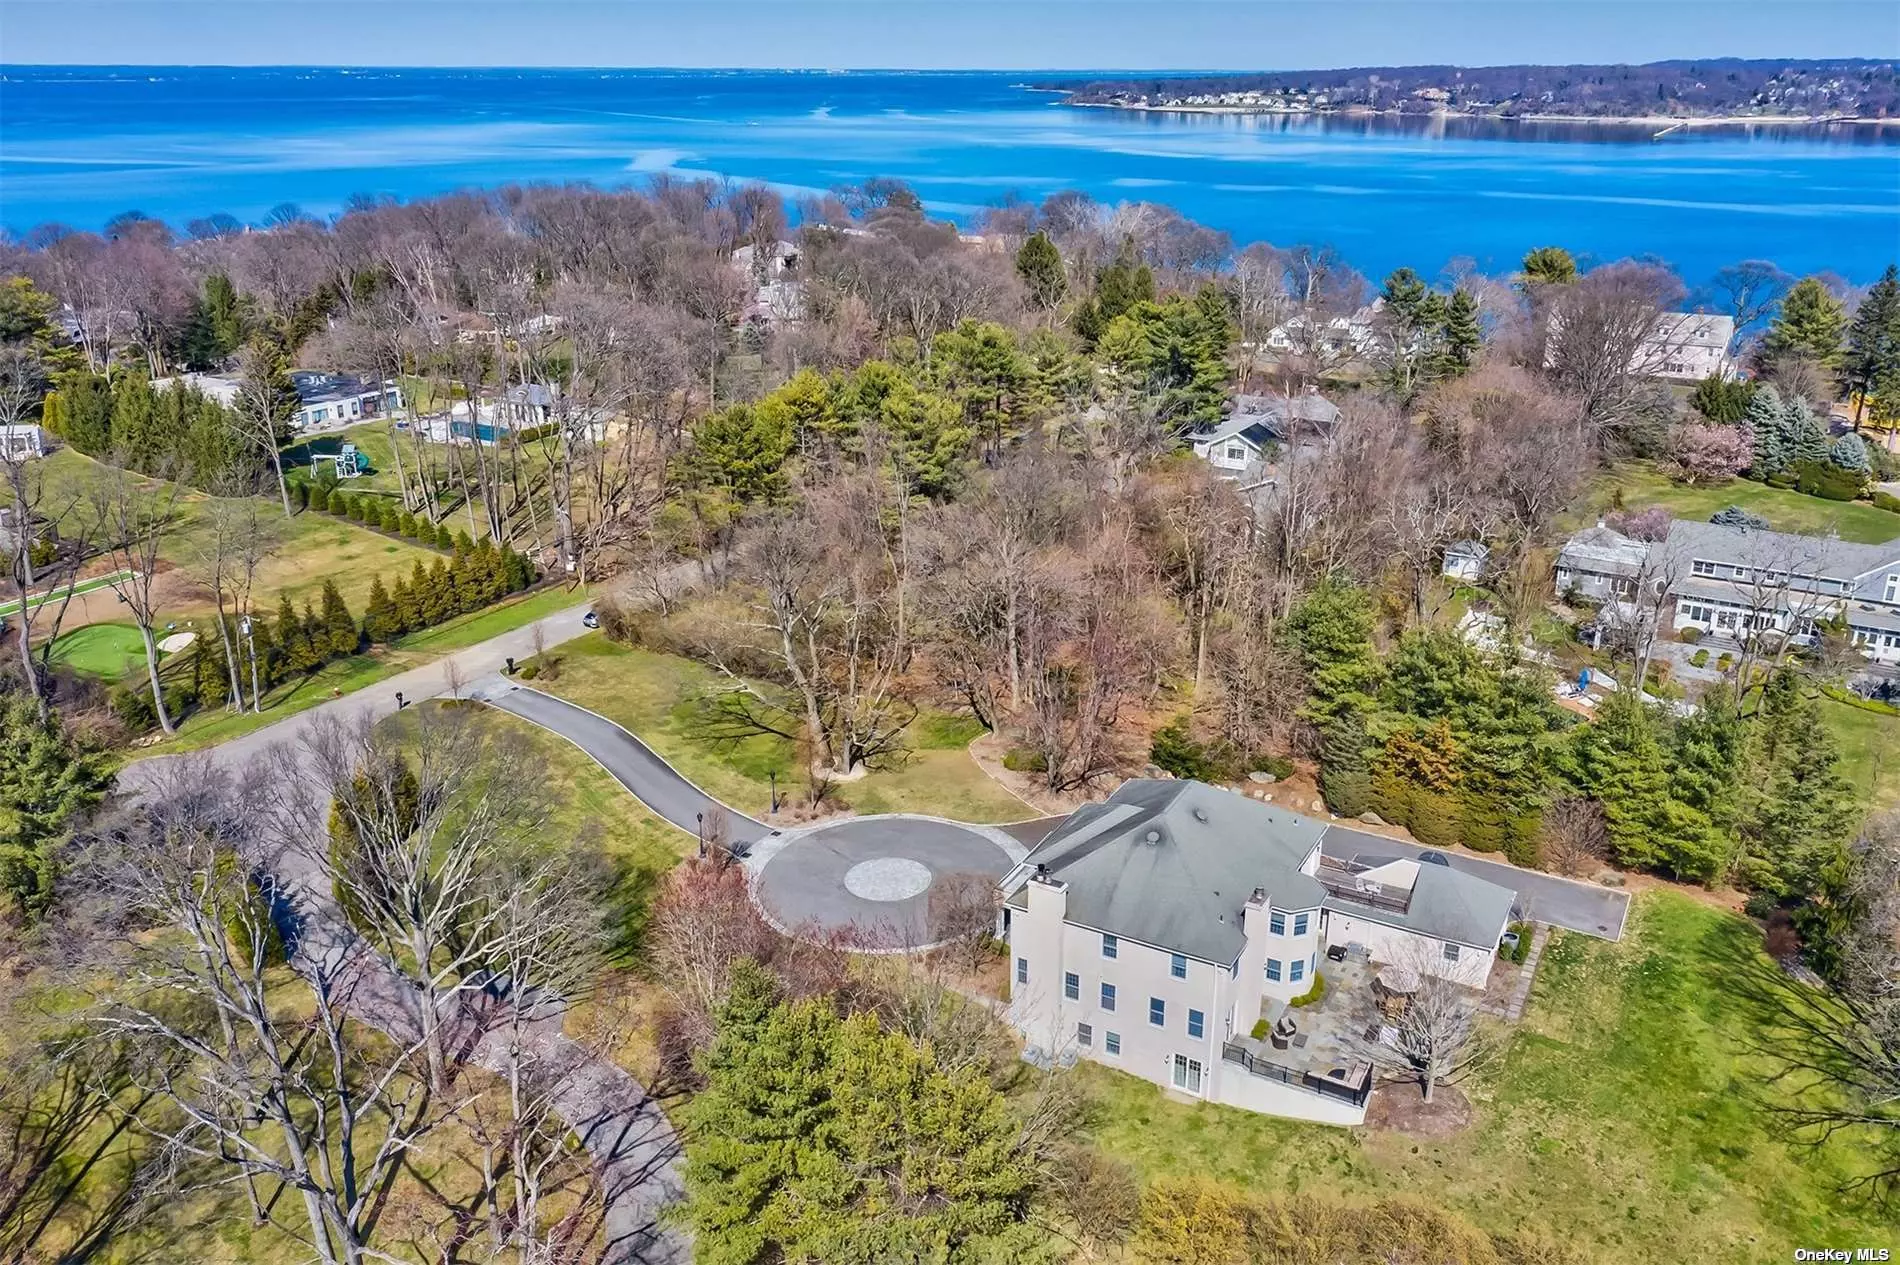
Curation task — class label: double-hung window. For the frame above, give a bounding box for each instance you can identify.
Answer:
[1101,933,1119,960]
[1187,1008,1205,1039]
[1063,972,1079,1001]
[1076,1023,1093,1047]
[1443,942,1462,962]
[1015,958,1028,985]
[1290,958,1305,984]
[1268,911,1286,935]
[1169,953,1187,979]
[1148,997,1166,1027]
[1105,1031,1121,1056]
[1292,912,1309,936]
[1265,957,1282,982]
[1100,982,1117,1011]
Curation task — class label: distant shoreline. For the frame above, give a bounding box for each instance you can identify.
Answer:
[1062,100,1899,129]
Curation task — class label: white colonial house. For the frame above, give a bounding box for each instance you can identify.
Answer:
[1645,313,1738,382]
[1001,780,1515,1125]
[1556,518,1900,665]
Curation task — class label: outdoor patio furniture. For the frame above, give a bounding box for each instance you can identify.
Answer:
[1326,944,1348,963]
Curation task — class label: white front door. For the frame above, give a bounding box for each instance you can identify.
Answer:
[1171,1054,1205,1095]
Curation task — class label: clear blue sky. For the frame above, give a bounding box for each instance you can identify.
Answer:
[1,0,1891,68]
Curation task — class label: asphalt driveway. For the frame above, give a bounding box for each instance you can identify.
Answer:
[478,680,770,850]
[1320,824,1630,940]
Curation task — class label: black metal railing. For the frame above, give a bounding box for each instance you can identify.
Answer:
[1221,1042,1372,1106]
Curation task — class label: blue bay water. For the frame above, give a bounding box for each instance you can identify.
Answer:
[2,67,1897,285]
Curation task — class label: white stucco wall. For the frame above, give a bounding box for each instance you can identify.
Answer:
[1321,908,1495,989]
[1213,1060,1368,1125]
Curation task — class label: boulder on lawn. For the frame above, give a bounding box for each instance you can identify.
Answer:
[1247,770,1277,784]
[1359,812,1386,826]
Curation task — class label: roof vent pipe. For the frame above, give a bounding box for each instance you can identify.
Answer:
[1144,829,1162,845]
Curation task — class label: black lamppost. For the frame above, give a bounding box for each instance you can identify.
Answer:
[769,770,779,814]
[695,811,705,858]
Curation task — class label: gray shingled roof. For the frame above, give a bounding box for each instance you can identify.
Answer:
[1019,780,1328,964]
[1321,859,1516,950]
[1659,518,1900,581]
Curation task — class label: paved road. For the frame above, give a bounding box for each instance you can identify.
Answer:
[120,596,691,1264]
[1321,825,1630,941]
[477,680,769,849]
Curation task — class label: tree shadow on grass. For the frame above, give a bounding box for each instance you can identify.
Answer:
[1694,912,1900,1208]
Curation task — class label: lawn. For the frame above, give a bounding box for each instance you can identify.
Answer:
[1589,463,1900,544]
[394,583,588,653]
[529,635,1035,824]
[1819,693,1900,810]
[46,621,147,679]
[1069,892,1888,1261]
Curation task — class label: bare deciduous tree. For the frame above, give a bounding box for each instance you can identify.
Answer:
[1540,796,1610,878]
[1382,942,1493,1105]
[926,870,1001,974]
[93,467,183,735]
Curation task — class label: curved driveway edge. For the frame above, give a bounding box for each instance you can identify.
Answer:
[474,679,770,849]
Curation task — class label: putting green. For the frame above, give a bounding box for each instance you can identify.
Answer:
[47,622,149,679]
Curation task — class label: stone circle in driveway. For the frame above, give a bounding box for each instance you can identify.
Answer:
[746,815,1028,952]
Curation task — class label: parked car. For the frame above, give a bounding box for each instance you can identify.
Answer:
[582,609,600,629]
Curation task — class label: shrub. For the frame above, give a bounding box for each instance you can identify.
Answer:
[1002,747,1048,774]
[1678,625,1702,644]
[1290,973,1326,1008]
[291,481,309,510]
[1710,505,1770,530]
[1765,471,1798,489]
[1509,922,1534,964]
[1691,648,1710,667]
[1504,815,1543,869]
[1716,652,1734,671]
[1409,790,1462,849]
[1250,1018,1270,1040]
[109,686,155,733]
[435,525,454,550]
[1150,717,1219,781]
[518,663,539,680]
[379,505,400,532]
[1793,459,1863,501]
[1874,490,1900,514]
[308,485,329,513]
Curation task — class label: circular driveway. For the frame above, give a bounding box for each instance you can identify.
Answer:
[748,815,1026,951]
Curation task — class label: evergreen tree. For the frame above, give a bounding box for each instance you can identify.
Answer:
[1690,373,1756,424]
[203,271,246,357]
[1518,245,1578,288]
[1072,237,1155,347]
[317,579,359,658]
[1014,231,1067,310]
[1319,709,1373,817]
[1762,276,1847,369]
[422,557,455,625]
[361,575,399,644]
[684,400,797,504]
[398,559,429,630]
[434,524,455,551]
[1565,690,1672,871]
[1440,288,1481,375]
[1828,431,1871,474]
[681,960,1044,1264]
[1841,263,1900,423]
[1745,383,1790,478]
[0,695,112,918]
[1785,394,1830,467]
[273,591,314,676]
[1287,580,1381,730]
[931,320,1030,458]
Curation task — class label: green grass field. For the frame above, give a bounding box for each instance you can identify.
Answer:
[46,621,148,679]
[1589,464,1900,544]
[529,635,1034,823]
[1819,694,1900,810]
[1070,892,1887,1262]
[394,584,588,653]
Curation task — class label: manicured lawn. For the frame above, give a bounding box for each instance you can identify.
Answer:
[46,621,147,679]
[1819,694,1900,810]
[530,635,1034,823]
[143,651,421,754]
[1069,892,1886,1261]
[395,583,589,653]
[1589,463,1900,544]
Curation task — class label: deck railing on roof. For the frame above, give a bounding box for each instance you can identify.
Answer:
[1221,1041,1372,1106]
[1315,862,1412,915]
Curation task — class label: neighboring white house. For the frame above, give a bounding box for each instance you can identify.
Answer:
[150,371,241,408]
[1556,518,1900,665]
[420,383,559,446]
[1262,301,1383,362]
[1441,540,1489,582]
[1001,779,1516,1126]
[289,372,403,430]
[731,239,806,326]
[1,424,47,461]
[1188,393,1340,478]
[1645,313,1737,382]
[152,370,403,431]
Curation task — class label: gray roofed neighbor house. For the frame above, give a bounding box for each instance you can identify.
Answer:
[1017,779,1327,964]
[1320,852,1517,950]
[1656,518,1900,582]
